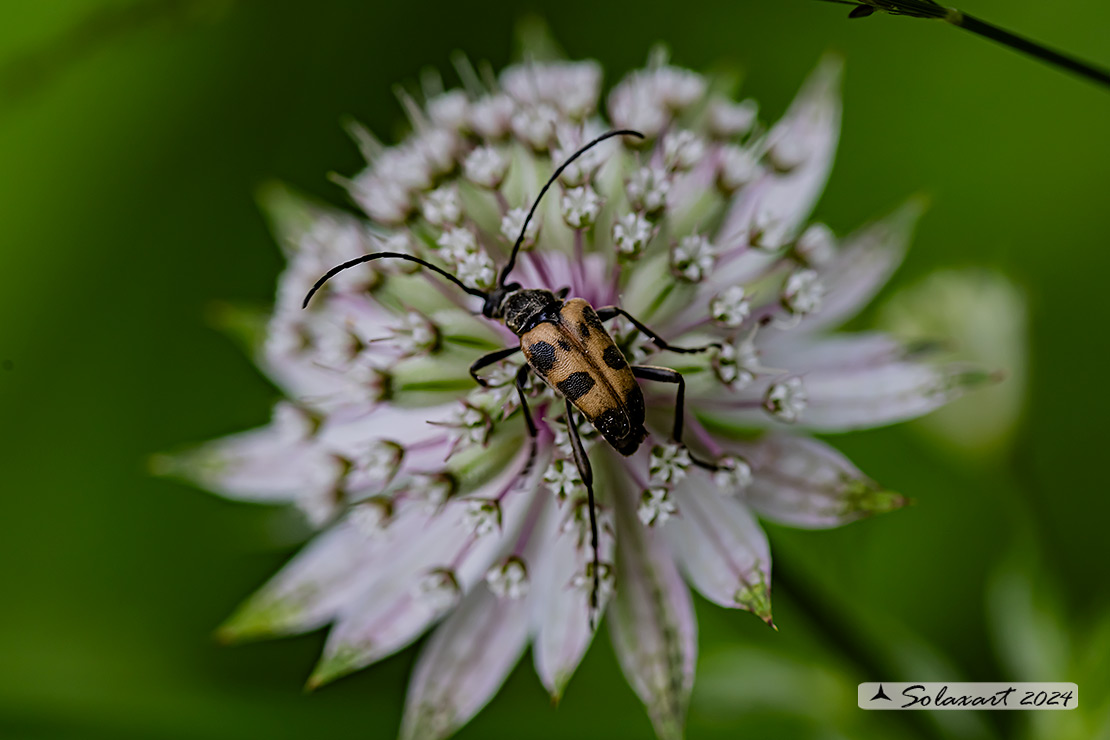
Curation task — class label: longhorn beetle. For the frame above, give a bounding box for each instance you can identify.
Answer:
[304,130,721,621]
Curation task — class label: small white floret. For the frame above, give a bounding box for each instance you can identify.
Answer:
[649,443,691,485]
[713,455,753,492]
[782,268,826,316]
[463,499,502,537]
[637,487,678,527]
[500,207,539,247]
[718,145,762,191]
[612,212,652,259]
[417,569,461,612]
[710,285,751,328]
[670,234,717,283]
[463,146,508,189]
[765,377,808,423]
[626,166,670,214]
[436,227,478,261]
[455,251,497,291]
[708,97,759,137]
[662,129,705,171]
[469,94,515,139]
[795,223,837,267]
[486,557,529,599]
[543,458,582,500]
[562,185,602,229]
[350,497,392,537]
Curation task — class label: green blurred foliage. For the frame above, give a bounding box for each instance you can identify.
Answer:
[0,1,1107,738]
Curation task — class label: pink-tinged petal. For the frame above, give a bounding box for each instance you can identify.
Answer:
[700,332,993,432]
[157,402,334,506]
[736,434,907,528]
[716,57,842,252]
[664,478,773,624]
[760,332,907,373]
[217,520,378,641]
[316,402,454,458]
[795,361,989,431]
[400,585,532,740]
[530,494,615,700]
[307,443,551,686]
[799,199,924,332]
[514,251,616,307]
[609,486,697,740]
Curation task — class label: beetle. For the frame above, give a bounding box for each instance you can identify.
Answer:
[304,130,720,619]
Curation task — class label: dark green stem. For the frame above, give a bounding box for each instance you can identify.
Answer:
[817,1,1110,91]
[948,12,1110,89]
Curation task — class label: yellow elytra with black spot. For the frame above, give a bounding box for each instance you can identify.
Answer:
[501,292,646,455]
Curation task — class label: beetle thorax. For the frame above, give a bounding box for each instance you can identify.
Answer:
[500,289,560,335]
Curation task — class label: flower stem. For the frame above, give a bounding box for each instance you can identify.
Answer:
[947,11,1110,89]
[818,1,1110,91]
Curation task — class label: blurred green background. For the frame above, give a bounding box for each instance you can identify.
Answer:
[1,1,1108,738]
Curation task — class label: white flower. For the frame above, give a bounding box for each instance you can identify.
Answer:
[638,487,678,527]
[463,499,502,537]
[718,144,762,191]
[782,268,826,316]
[649,442,691,485]
[426,90,469,130]
[626,165,670,214]
[795,222,837,267]
[435,226,478,261]
[463,146,508,188]
[421,185,462,227]
[609,65,706,137]
[708,97,759,137]
[612,211,652,259]
[671,233,717,283]
[765,377,808,422]
[171,49,989,740]
[710,285,751,328]
[485,556,530,599]
[511,103,558,149]
[500,207,539,247]
[469,94,515,138]
[662,129,705,171]
[455,251,497,290]
[543,458,581,499]
[561,185,601,229]
[713,455,753,492]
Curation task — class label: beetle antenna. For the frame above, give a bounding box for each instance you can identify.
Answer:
[498,129,644,287]
[302,251,489,309]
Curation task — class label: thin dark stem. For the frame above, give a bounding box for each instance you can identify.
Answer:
[950,12,1110,89]
[815,1,1110,91]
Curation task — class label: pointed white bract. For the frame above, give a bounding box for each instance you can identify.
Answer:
[169,49,986,740]
[609,483,698,740]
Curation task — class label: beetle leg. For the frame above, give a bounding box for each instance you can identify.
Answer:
[596,306,720,354]
[564,398,603,628]
[468,346,520,386]
[632,365,720,471]
[514,363,537,438]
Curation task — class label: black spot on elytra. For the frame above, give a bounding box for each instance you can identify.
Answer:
[578,321,591,339]
[557,339,572,351]
[528,342,557,375]
[557,371,595,401]
[602,345,627,370]
[595,407,630,440]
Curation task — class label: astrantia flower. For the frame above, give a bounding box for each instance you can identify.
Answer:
[164,48,993,740]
